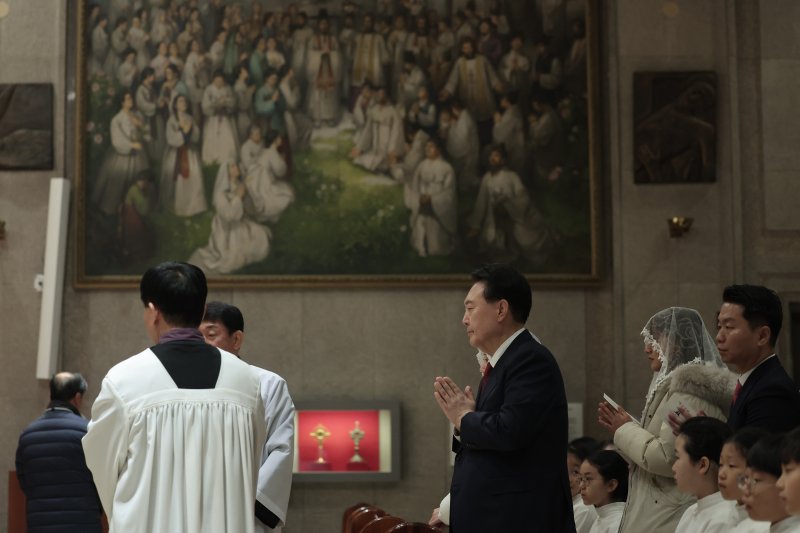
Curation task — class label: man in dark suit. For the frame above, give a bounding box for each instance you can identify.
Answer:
[433,263,575,532]
[718,284,800,432]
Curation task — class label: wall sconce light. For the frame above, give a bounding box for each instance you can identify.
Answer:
[0,220,6,240]
[667,217,693,238]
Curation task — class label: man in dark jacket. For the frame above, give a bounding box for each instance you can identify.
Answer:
[16,372,102,532]
[718,284,800,432]
[433,263,575,532]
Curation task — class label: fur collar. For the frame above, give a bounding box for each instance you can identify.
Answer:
[670,364,737,414]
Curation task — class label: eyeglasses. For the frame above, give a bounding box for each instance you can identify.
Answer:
[577,476,596,485]
[737,474,775,493]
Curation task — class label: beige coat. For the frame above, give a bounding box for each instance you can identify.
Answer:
[615,364,736,533]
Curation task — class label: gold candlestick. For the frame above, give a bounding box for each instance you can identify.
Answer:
[310,424,331,464]
[349,420,365,463]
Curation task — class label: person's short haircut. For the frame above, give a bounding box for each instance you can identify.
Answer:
[722,284,783,346]
[50,372,88,402]
[140,261,207,327]
[470,263,532,324]
[264,129,281,147]
[781,427,800,465]
[726,426,769,459]
[586,450,629,502]
[679,416,731,465]
[746,433,785,478]
[203,301,245,334]
[568,436,601,462]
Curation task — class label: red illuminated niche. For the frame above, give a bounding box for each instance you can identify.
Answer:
[297,410,381,472]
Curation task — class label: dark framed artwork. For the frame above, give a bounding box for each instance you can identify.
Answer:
[73,0,602,287]
[0,83,54,170]
[292,400,401,482]
[633,71,717,184]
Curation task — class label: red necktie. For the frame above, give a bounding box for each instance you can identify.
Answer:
[732,380,742,405]
[479,363,493,394]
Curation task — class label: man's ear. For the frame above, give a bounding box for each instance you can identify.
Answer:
[71,391,83,410]
[232,331,244,352]
[496,299,509,322]
[756,325,772,347]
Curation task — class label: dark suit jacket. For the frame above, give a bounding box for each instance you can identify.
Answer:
[728,355,800,432]
[450,331,575,533]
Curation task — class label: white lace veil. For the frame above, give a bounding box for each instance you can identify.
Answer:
[641,307,724,402]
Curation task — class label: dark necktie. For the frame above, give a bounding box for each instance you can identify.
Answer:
[479,362,493,394]
[732,380,743,405]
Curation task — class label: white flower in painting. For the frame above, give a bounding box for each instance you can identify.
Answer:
[86,122,95,132]
[91,83,101,93]
[107,88,116,96]
[93,134,103,144]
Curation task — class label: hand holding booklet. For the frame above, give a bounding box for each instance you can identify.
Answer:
[602,393,640,424]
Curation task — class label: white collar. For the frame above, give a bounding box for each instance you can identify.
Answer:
[595,501,625,519]
[695,491,725,513]
[488,328,527,369]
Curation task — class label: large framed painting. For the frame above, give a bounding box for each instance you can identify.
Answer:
[74,0,601,287]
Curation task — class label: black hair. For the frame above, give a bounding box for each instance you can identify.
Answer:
[171,93,190,115]
[470,263,532,324]
[722,284,783,346]
[50,372,88,402]
[726,426,769,459]
[679,416,731,465]
[586,450,629,502]
[489,143,508,161]
[139,67,155,84]
[135,168,155,184]
[781,427,800,466]
[140,261,207,328]
[264,129,281,147]
[117,89,134,109]
[746,433,784,478]
[203,301,245,334]
[568,436,601,462]
[502,91,519,106]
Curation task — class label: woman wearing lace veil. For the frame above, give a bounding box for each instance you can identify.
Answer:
[598,307,736,533]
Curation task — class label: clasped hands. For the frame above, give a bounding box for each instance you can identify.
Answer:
[434,377,475,432]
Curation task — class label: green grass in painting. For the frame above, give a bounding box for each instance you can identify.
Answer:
[85,113,593,276]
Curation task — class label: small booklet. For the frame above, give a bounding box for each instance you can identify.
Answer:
[603,393,640,424]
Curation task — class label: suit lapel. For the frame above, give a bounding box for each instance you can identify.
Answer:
[476,332,531,409]
[736,357,779,409]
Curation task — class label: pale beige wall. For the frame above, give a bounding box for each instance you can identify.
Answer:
[0,0,69,527]
[2,1,796,531]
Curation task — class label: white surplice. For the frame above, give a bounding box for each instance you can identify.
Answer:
[189,161,271,275]
[573,494,598,533]
[728,501,770,532]
[675,492,729,533]
[252,367,295,532]
[82,349,265,533]
[404,156,457,257]
[771,516,800,532]
[354,103,405,172]
[588,502,624,533]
